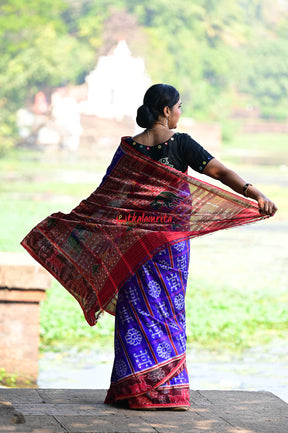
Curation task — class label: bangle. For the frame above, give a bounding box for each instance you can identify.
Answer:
[243,183,252,197]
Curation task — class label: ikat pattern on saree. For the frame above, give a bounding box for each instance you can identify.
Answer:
[105,242,191,408]
[21,137,270,326]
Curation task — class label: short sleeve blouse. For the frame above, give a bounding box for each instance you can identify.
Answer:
[127,133,214,173]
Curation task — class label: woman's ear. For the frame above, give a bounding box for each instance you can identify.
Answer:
[163,106,170,117]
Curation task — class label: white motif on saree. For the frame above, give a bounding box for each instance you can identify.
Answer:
[176,333,187,349]
[166,272,181,292]
[176,254,187,270]
[119,306,133,324]
[156,301,169,318]
[176,370,187,383]
[173,241,185,252]
[174,293,185,311]
[183,270,189,281]
[179,312,186,326]
[157,342,172,359]
[169,321,180,330]
[133,349,153,369]
[147,280,161,298]
[115,359,128,377]
[128,285,140,305]
[125,328,142,346]
[146,319,163,338]
[138,309,150,317]
[158,259,170,269]
[142,263,153,276]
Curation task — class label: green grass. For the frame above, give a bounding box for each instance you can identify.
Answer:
[1,137,287,353]
[185,225,288,352]
[224,133,288,153]
[40,279,115,351]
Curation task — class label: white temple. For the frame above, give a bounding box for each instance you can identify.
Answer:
[82,40,151,120]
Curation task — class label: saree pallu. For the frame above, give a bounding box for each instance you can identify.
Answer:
[21,136,272,408]
[21,137,270,327]
[105,241,190,409]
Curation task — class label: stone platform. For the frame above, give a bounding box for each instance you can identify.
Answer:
[1,388,288,433]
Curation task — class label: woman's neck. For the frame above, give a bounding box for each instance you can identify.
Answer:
[133,126,175,147]
[150,121,167,129]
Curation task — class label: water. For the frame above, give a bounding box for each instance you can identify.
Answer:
[38,342,288,403]
[187,345,288,403]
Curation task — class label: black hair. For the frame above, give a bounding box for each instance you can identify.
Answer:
[136,84,180,129]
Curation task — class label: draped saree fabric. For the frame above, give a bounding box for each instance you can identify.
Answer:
[21,136,271,408]
[21,136,270,326]
[105,241,191,408]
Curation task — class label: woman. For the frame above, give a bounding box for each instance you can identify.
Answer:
[129,84,276,215]
[103,84,277,410]
[21,84,277,411]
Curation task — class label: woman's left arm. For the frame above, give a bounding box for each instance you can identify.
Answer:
[203,159,278,216]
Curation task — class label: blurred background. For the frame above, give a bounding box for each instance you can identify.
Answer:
[0,0,287,401]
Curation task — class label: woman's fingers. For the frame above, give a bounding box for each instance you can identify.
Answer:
[258,198,278,216]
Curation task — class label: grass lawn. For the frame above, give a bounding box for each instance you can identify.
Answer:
[1,134,287,353]
[224,132,288,152]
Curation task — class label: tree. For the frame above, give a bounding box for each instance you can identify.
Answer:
[0,0,94,154]
[1,0,288,154]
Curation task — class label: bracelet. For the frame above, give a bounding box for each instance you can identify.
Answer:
[243,183,252,197]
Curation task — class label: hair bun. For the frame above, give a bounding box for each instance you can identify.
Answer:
[136,104,155,129]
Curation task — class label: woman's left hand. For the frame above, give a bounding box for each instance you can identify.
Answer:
[257,194,278,216]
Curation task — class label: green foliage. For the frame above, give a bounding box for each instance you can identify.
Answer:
[0,368,18,387]
[0,0,95,154]
[240,39,288,119]
[1,0,288,154]
[0,367,35,387]
[122,0,288,119]
[64,0,114,49]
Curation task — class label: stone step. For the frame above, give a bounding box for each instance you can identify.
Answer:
[0,388,288,433]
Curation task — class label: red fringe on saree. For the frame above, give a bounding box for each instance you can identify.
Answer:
[21,136,271,326]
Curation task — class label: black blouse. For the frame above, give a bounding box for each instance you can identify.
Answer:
[127,133,214,174]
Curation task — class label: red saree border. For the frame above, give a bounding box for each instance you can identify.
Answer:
[105,353,186,402]
[127,386,190,409]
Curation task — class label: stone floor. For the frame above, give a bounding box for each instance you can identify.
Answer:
[1,389,288,433]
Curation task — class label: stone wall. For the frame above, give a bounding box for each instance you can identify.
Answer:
[0,252,51,384]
